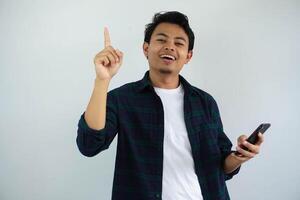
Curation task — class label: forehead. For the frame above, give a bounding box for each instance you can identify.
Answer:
[152,23,188,40]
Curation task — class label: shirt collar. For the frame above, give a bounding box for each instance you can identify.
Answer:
[136,70,197,96]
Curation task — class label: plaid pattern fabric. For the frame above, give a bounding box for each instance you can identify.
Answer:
[76,70,240,200]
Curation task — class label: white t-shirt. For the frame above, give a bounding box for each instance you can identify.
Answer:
[154,83,203,200]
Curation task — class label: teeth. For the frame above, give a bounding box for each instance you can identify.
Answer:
[160,54,175,60]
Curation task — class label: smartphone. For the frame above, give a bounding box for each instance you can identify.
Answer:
[235,123,271,155]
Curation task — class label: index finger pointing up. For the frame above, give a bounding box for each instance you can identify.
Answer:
[104,27,111,47]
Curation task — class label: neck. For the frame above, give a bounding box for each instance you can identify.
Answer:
[149,69,180,89]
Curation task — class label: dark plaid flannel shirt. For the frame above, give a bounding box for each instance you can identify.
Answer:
[76,70,240,200]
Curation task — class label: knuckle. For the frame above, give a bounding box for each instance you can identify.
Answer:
[107,46,115,51]
[108,50,117,57]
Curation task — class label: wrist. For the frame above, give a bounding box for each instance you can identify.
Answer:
[230,152,247,165]
[94,77,111,86]
[224,153,245,174]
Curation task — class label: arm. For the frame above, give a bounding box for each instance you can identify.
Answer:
[76,89,119,157]
[208,96,242,179]
[85,27,123,130]
[76,27,123,157]
[208,96,264,176]
[84,78,110,130]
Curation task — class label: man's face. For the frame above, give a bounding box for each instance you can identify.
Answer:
[143,22,193,75]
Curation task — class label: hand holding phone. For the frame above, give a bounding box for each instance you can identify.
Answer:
[235,123,271,155]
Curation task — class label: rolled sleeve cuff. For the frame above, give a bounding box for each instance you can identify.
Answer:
[223,150,241,180]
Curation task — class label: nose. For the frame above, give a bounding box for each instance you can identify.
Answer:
[164,46,175,51]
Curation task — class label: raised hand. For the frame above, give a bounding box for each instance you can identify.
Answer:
[93,27,123,80]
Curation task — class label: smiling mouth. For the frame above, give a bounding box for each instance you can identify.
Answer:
[160,54,176,61]
[161,58,173,63]
[160,58,175,65]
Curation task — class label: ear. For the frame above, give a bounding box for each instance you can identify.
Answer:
[185,50,193,64]
[143,42,149,59]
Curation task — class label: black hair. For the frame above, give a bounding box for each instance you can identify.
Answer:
[144,11,195,51]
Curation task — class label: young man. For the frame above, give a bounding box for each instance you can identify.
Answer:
[76,11,264,200]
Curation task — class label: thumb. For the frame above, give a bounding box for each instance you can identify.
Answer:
[237,134,247,146]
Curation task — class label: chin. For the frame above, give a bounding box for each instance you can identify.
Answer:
[149,64,177,75]
[158,68,173,74]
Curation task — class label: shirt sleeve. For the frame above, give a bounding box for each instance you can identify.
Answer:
[76,90,119,157]
[209,96,241,180]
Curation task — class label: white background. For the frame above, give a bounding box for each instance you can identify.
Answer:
[1,0,299,199]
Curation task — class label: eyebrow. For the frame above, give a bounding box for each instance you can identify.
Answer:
[155,33,187,43]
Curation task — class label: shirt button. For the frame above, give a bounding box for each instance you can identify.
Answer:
[155,193,161,198]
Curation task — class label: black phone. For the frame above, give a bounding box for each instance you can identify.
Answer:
[235,123,271,155]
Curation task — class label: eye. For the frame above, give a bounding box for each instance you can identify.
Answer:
[175,42,184,46]
[157,39,166,42]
